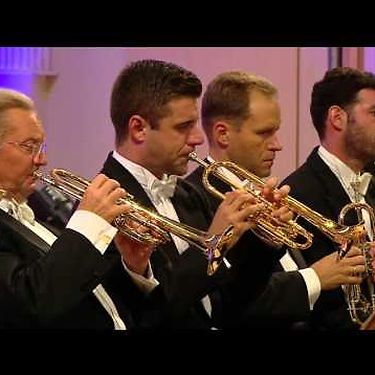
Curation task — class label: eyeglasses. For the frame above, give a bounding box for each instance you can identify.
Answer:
[6,141,47,157]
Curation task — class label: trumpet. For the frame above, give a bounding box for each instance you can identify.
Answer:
[34,169,234,276]
[188,152,375,324]
[188,152,313,251]
[337,200,375,325]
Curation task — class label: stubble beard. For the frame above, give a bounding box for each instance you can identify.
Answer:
[345,122,375,165]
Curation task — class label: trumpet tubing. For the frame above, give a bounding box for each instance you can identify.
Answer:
[188,152,313,251]
[285,191,375,325]
[188,152,375,325]
[337,202,375,325]
[34,169,234,275]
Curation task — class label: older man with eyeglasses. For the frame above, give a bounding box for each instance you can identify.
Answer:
[0,88,159,329]
[0,107,47,201]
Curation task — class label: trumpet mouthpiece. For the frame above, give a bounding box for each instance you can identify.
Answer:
[33,170,42,179]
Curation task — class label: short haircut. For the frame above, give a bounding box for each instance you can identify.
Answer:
[110,59,202,146]
[201,71,277,144]
[310,67,375,140]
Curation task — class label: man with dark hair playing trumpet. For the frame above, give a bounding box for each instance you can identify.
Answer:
[100,59,297,329]
[0,87,165,329]
[187,71,365,330]
[282,67,375,330]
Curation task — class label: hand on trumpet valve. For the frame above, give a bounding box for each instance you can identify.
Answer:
[78,173,130,223]
[311,245,365,290]
[209,190,264,250]
[368,241,375,281]
[261,176,290,204]
[260,176,294,223]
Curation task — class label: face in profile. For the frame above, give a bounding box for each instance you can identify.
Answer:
[0,108,47,201]
[143,97,204,178]
[344,88,375,166]
[226,91,282,178]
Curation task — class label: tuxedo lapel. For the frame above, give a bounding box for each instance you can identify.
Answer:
[306,148,358,224]
[0,209,50,255]
[101,152,154,207]
[101,153,180,279]
[288,248,307,268]
[365,177,375,209]
[307,149,351,210]
[170,180,192,223]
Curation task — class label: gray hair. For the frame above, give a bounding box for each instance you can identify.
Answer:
[0,88,35,141]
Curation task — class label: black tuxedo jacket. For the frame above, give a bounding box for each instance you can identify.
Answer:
[0,209,143,329]
[186,163,311,330]
[282,146,361,330]
[101,152,237,329]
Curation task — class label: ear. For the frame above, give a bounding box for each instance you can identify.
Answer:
[213,121,230,148]
[327,105,347,132]
[128,115,147,143]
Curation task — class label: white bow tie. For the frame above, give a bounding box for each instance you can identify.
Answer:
[150,175,178,200]
[353,172,373,196]
[3,199,35,225]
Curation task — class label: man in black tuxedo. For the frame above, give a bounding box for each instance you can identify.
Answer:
[282,67,375,330]
[0,88,161,329]
[186,71,365,330]
[100,59,296,329]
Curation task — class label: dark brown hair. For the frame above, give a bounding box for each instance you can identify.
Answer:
[310,67,375,140]
[111,59,202,146]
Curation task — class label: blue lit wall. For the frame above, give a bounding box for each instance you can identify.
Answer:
[0,73,33,95]
[0,47,51,95]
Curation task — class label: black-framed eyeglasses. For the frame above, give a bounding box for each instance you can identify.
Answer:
[6,141,47,157]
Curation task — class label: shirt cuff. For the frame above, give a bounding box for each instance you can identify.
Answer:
[299,267,321,310]
[223,257,231,269]
[121,258,159,294]
[66,210,118,254]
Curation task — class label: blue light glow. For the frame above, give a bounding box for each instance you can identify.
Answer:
[0,73,33,95]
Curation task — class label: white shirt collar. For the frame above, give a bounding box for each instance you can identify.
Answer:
[112,151,160,194]
[112,151,178,202]
[318,145,372,197]
[112,151,188,253]
[0,198,35,224]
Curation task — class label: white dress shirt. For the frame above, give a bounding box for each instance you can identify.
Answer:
[318,145,373,240]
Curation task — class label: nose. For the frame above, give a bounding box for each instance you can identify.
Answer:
[33,150,48,167]
[187,125,204,147]
[268,134,283,151]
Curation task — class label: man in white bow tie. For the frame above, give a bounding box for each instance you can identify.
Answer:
[0,88,160,329]
[100,59,295,329]
[282,67,375,330]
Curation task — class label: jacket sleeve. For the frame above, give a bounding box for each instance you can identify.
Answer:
[0,228,114,327]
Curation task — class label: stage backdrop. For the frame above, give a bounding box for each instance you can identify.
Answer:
[1,47,331,180]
